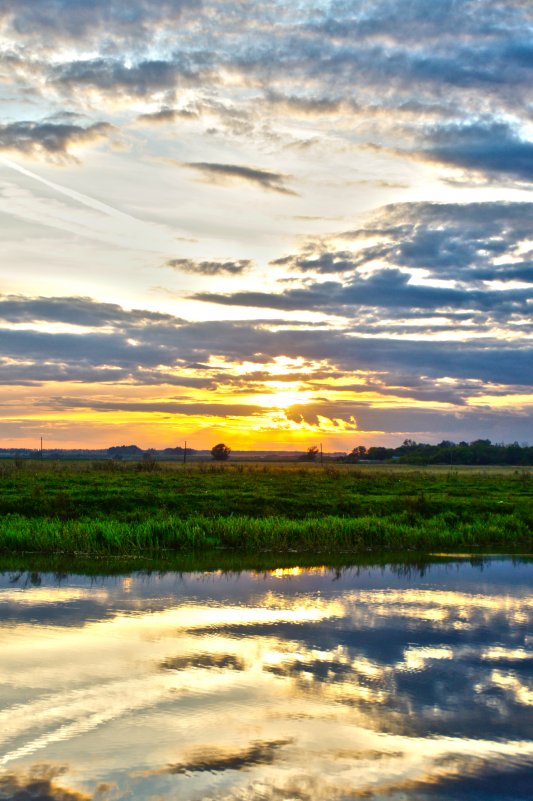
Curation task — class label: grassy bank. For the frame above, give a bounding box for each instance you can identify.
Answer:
[0,461,531,554]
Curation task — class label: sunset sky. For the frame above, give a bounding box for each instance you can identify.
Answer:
[1,0,532,451]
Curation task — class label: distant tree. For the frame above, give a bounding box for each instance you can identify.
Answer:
[299,445,320,462]
[349,445,367,462]
[211,443,231,461]
[162,446,195,455]
[366,446,394,461]
[107,445,143,460]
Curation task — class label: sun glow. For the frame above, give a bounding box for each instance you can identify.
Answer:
[250,384,315,409]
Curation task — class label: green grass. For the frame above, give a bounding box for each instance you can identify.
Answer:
[0,460,531,554]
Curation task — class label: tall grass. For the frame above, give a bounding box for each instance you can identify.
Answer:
[0,461,530,554]
[0,510,530,555]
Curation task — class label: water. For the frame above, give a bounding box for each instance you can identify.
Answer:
[0,555,532,800]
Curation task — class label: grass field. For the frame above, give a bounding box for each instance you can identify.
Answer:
[0,460,531,554]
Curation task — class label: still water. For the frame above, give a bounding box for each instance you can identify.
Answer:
[0,556,532,800]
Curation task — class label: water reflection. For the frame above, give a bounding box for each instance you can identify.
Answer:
[0,557,531,800]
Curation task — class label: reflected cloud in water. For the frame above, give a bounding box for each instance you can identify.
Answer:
[0,557,531,800]
[0,765,93,801]
[161,738,293,775]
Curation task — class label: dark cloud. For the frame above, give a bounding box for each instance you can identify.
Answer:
[419,120,533,182]
[0,0,200,43]
[0,3,532,119]
[0,295,176,328]
[287,403,533,444]
[165,258,252,275]
[309,0,533,44]
[271,251,358,274]
[44,398,264,417]
[183,162,298,195]
[339,201,533,283]
[198,202,533,318]
[0,119,113,159]
[52,58,199,97]
[192,268,532,313]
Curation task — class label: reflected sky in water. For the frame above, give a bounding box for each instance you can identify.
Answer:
[0,557,532,800]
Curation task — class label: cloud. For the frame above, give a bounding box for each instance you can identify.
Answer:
[183,162,298,195]
[262,91,347,116]
[0,120,114,160]
[0,0,200,44]
[194,201,533,322]
[165,258,252,275]
[0,1,531,116]
[192,268,532,313]
[136,107,198,124]
[0,294,532,389]
[271,251,359,274]
[3,0,533,186]
[0,295,175,328]
[45,398,265,417]
[0,285,531,443]
[419,120,533,183]
[52,58,198,97]
[340,201,533,282]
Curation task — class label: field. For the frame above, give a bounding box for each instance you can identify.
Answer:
[0,460,531,555]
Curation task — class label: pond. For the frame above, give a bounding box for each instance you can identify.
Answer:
[0,554,532,800]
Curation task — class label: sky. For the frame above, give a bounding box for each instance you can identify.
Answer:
[0,0,532,451]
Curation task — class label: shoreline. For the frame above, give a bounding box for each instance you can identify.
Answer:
[1,548,532,578]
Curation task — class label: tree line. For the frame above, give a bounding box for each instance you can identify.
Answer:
[343,439,533,466]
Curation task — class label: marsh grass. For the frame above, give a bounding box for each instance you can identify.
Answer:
[0,461,531,554]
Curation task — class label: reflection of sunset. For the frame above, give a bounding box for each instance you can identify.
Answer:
[271,567,303,578]
[268,566,331,580]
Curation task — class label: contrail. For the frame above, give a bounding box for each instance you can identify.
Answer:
[0,156,137,221]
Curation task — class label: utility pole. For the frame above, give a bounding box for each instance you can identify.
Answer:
[40,437,43,459]
[183,440,187,464]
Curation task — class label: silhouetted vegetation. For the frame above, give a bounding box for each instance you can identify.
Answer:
[211,443,231,461]
[299,445,320,462]
[345,439,533,465]
[108,444,144,459]
[0,444,195,461]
